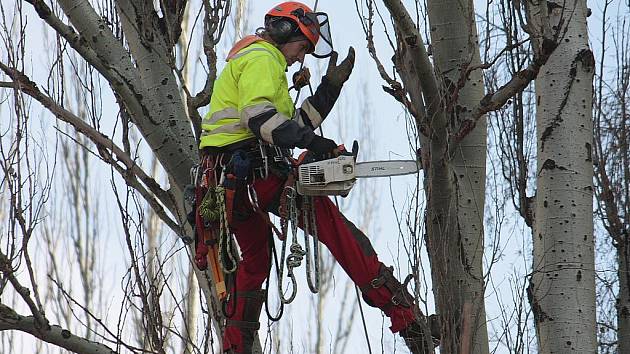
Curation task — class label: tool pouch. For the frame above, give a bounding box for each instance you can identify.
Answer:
[223,150,253,223]
[194,183,212,271]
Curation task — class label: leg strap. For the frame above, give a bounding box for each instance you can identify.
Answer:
[360,264,414,312]
[225,290,266,329]
[224,290,266,353]
[225,320,260,330]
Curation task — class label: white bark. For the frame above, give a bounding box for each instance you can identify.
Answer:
[426,0,489,352]
[3,0,229,352]
[531,1,596,352]
[0,304,115,354]
[381,0,489,351]
[55,0,197,188]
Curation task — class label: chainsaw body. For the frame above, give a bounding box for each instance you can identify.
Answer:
[296,154,357,196]
[295,140,421,197]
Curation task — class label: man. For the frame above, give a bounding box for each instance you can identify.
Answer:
[199,2,436,353]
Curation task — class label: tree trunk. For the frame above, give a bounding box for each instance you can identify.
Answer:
[425,0,489,352]
[530,1,596,352]
[618,241,630,353]
[381,0,489,351]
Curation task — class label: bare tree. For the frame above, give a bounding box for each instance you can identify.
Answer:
[488,0,597,352]
[354,0,565,352]
[0,0,232,351]
[593,1,630,352]
[0,0,614,353]
[525,1,597,352]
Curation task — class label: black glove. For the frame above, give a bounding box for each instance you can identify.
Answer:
[307,135,338,159]
[323,47,355,87]
[291,67,311,90]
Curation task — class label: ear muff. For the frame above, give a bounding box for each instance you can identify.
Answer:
[265,17,299,45]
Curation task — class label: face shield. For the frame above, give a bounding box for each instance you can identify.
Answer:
[293,9,333,58]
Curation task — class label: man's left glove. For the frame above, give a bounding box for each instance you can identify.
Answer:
[307,135,339,159]
[324,47,355,87]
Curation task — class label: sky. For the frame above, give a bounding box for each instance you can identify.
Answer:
[0,0,627,353]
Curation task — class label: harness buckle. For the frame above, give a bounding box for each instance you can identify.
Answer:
[257,142,269,180]
[391,294,402,306]
[370,276,386,288]
[273,145,286,163]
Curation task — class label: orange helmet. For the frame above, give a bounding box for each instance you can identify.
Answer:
[265,2,333,58]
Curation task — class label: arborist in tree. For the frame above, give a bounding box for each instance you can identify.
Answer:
[195,2,438,353]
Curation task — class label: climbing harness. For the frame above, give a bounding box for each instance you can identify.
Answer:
[191,153,241,301]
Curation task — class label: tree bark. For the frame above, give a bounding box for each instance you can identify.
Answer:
[425,0,489,352]
[530,1,596,352]
[0,304,115,354]
[618,241,630,353]
[381,0,489,352]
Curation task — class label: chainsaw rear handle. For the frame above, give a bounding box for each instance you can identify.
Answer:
[297,139,359,166]
[334,140,358,159]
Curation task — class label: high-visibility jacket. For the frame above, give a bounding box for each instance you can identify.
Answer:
[199,36,341,149]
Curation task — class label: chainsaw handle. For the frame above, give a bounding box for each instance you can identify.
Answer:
[336,140,359,160]
[295,140,359,166]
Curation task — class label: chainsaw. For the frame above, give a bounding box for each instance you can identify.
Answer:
[296,141,421,196]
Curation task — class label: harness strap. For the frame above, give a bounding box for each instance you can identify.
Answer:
[249,182,286,240]
[226,35,266,61]
[360,264,414,312]
[225,319,260,330]
[225,289,266,330]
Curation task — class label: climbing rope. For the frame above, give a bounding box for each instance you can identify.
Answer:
[271,1,371,350]
[272,178,322,304]
[216,185,237,274]
[276,185,303,304]
[195,159,238,275]
[302,196,320,293]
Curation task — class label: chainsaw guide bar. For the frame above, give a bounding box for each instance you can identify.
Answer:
[296,155,421,196]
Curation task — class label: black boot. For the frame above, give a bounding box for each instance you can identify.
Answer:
[399,314,440,354]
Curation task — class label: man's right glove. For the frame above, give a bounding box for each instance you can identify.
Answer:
[307,135,338,159]
[323,47,355,87]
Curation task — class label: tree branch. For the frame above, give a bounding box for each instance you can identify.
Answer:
[115,0,198,164]
[25,0,107,74]
[28,0,197,189]
[382,0,442,125]
[191,0,230,110]
[0,252,46,328]
[0,63,183,234]
[0,303,116,354]
[355,1,419,119]
[160,0,188,49]
[454,38,557,141]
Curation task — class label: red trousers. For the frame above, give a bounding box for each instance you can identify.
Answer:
[223,173,416,353]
